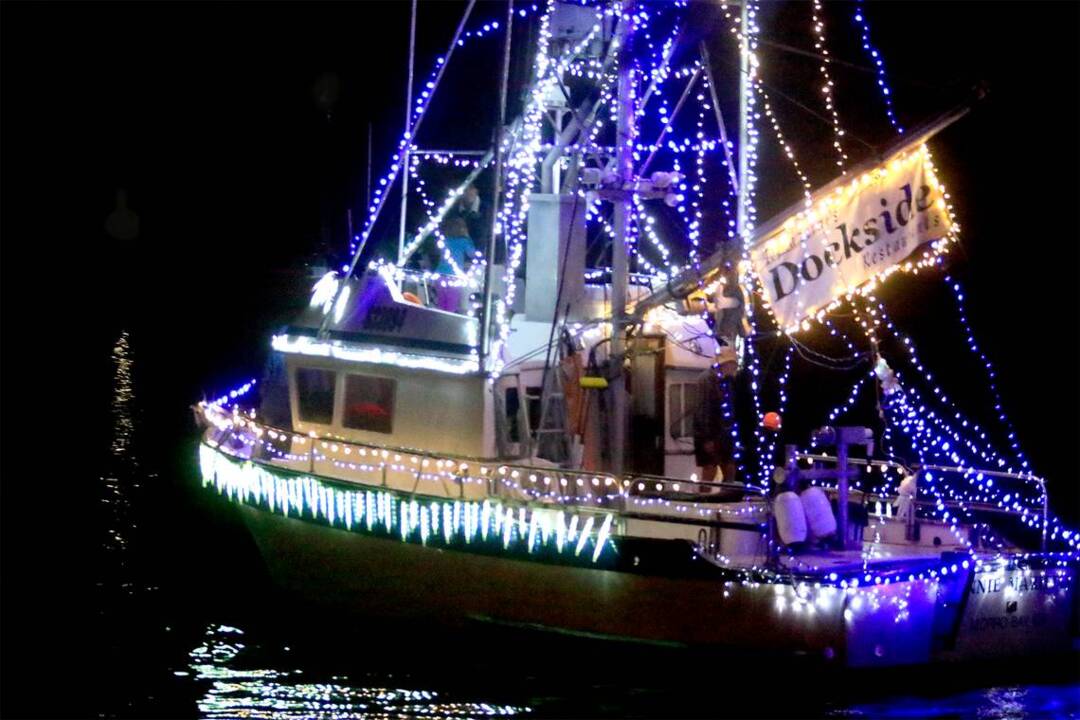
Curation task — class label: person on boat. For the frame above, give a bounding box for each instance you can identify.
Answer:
[434,216,476,313]
[452,184,487,249]
[693,352,738,486]
[434,217,476,275]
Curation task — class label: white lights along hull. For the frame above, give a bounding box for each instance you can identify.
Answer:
[200,444,1077,668]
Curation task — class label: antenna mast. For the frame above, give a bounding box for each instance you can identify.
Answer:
[480,0,515,367]
[608,0,635,475]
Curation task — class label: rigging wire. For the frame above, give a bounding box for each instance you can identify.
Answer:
[707,42,879,153]
[754,37,949,93]
[789,335,869,370]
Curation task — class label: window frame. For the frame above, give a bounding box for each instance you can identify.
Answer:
[342,372,397,435]
[294,366,338,427]
[668,381,699,440]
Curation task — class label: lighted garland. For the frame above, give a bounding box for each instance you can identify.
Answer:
[810,0,848,169]
[198,386,1077,595]
[873,300,1026,478]
[349,5,544,260]
[945,276,1030,472]
[826,296,1077,554]
[851,0,903,134]
[199,442,618,566]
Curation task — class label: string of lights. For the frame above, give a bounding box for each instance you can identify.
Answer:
[850,0,903,134]
[810,0,848,169]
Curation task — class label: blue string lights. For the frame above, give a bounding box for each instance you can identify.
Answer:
[851,0,904,134]
[945,275,1029,472]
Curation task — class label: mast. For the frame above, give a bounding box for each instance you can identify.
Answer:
[736,0,750,267]
[397,0,418,263]
[366,122,373,212]
[480,0,515,366]
[608,0,635,475]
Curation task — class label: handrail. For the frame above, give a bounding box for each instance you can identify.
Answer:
[198,402,762,511]
[796,452,1049,550]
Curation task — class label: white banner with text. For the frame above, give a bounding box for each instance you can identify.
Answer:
[750,146,953,329]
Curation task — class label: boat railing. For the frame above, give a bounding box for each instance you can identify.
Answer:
[795,451,1049,550]
[197,402,767,530]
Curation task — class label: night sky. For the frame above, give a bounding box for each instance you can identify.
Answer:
[9,1,1073,488]
[1,1,1078,711]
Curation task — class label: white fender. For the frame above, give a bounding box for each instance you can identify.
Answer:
[775,491,808,545]
[800,486,837,539]
[895,475,918,520]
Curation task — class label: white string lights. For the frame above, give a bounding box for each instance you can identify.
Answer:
[810,0,848,169]
[199,442,617,564]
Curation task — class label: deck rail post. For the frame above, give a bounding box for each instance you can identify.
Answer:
[836,435,850,551]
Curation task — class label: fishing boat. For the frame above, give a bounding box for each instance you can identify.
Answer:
[194,0,1079,668]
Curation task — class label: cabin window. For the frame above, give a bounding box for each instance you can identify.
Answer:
[505,387,522,443]
[296,368,336,425]
[525,386,543,437]
[343,374,396,434]
[668,382,699,439]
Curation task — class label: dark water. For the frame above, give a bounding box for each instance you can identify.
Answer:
[4,314,1077,719]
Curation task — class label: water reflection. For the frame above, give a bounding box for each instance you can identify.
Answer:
[184,625,530,719]
[100,330,138,585]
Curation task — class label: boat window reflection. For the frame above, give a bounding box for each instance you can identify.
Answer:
[296,368,335,425]
[343,374,396,434]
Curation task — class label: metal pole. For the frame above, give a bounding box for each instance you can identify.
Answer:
[636,64,701,180]
[397,0,418,263]
[609,0,635,476]
[837,436,850,550]
[736,0,749,248]
[412,149,490,156]
[399,149,498,265]
[480,0,514,365]
[366,122,373,211]
[1041,481,1048,552]
[699,41,739,196]
[320,0,476,336]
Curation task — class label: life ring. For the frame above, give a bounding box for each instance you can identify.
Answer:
[402,292,423,306]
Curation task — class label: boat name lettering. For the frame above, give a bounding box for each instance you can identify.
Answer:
[971,574,1051,595]
[769,183,936,302]
[967,613,1049,632]
[363,306,408,333]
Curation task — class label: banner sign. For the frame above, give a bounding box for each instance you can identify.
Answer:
[750,145,953,330]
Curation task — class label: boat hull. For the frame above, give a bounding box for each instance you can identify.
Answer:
[240,505,847,654]
[239,504,1075,668]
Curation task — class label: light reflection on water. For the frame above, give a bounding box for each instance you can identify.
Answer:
[103,332,136,552]
[182,625,530,719]
[100,330,140,593]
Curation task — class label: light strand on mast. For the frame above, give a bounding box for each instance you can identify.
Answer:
[810,0,849,169]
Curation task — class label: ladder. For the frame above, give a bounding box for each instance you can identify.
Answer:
[533,333,574,464]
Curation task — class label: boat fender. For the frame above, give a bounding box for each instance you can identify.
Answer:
[800,486,837,539]
[895,474,917,519]
[774,491,807,545]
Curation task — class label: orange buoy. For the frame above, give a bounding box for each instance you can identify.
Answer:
[762,411,782,431]
[402,291,423,306]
